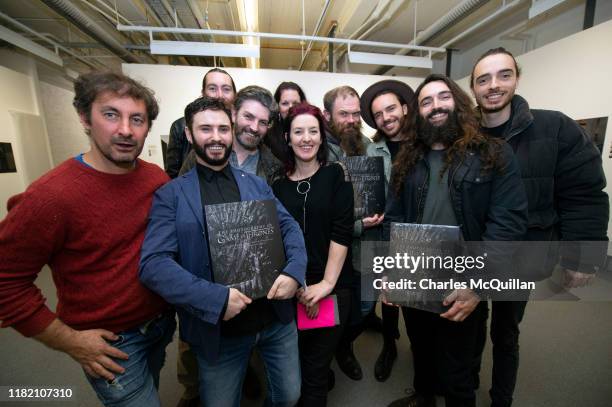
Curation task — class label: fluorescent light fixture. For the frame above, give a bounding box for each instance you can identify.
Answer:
[150,39,259,58]
[348,50,432,69]
[528,0,567,19]
[0,25,63,66]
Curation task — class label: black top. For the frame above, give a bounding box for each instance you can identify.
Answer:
[386,140,402,161]
[196,163,277,336]
[273,163,354,288]
[421,150,457,226]
[481,119,510,139]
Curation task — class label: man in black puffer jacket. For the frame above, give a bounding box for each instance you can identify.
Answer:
[470,47,609,407]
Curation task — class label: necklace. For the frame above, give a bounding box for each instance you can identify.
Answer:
[296,176,312,234]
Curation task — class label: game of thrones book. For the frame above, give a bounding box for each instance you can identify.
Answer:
[340,156,385,218]
[387,223,462,314]
[205,199,286,299]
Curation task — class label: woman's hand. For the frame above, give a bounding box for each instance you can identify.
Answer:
[306,303,320,319]
[300,280,334,307]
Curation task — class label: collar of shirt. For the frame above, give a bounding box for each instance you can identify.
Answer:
[229,149,260,173]
[196,162,234,182]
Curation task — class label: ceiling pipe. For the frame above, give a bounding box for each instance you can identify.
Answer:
[185,0,227,66]
[374,0,490,74]
[0,10,101,69]
[350,0,394,41]
[332,0,409,67]
[117,24,446,54]
[298,0,333,71]
[440,0,522,48]
[41,0,148,64]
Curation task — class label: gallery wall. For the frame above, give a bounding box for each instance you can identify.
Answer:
[122,64,423,168]
[0,52,54,219]
[39,81,89,166]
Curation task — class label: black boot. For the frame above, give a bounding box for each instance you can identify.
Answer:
[335,343,363,380]
[374,338,397,382]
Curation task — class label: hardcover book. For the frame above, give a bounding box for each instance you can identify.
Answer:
[205,199,286,299]
[340,156,385,218]
[387,223,462,313]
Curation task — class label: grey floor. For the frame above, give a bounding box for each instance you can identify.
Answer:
[1,268,611,407]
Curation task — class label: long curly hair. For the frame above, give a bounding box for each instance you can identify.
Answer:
[390,74,504,196]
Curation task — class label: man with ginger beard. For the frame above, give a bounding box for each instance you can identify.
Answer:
[140,97,306,407]
[383,74,527,407]
[322,85,385,383]
[323,85,371,162]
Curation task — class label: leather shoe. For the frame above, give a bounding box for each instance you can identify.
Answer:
[335,344,363,380]
[375,340,397,381]
[388,391,436,407]
[176,396,200,407]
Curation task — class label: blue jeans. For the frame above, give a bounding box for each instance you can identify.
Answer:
[85,311,176,407]
[192,320,301,407]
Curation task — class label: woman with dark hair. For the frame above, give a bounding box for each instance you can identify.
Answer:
[266,82,307,162]
[272,103,354,407]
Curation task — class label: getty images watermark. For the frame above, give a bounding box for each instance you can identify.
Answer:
[360,240,611,309]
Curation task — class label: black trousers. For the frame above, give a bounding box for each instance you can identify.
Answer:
[489,300,528,407]
[402,302,488,407]
[298,288,351,407]
[382,302,401,341]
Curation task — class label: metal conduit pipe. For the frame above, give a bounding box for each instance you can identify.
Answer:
[374,0,489,74]
[298,0,333,71]
[333,0,408,66]
[41,0,146,63]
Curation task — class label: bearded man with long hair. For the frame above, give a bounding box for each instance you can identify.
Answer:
[384,74,528,407]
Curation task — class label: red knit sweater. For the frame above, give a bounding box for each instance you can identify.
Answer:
[0,158,170,336]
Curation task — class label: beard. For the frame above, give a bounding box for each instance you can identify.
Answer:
[234,125,264,151]
[418,108,460,148]
[329,120,364,156]
[477,89,514,114]
[381,114,406,138]
[192,140,232,167]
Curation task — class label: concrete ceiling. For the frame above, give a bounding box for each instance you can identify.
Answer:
[0,0,578,76]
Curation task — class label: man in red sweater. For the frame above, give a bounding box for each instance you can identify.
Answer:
[0,71,175,407]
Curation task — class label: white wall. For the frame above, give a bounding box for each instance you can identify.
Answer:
[0,52,53,219]
[39,81,88,166]
[457,18,612,242]
[122,64,424,168]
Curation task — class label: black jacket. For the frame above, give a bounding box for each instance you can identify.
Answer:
[165,117,191,179]
[481,95,609,275]
[384,142,528,243]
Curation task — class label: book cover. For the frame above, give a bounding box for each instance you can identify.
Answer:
[387,223,462,313]
[205,199,286,299]
[340,156,385,218]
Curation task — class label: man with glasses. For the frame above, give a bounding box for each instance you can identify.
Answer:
[180,86,283,185]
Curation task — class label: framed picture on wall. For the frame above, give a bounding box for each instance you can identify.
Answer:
[0,142,17,173]
[575,116,608,154]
